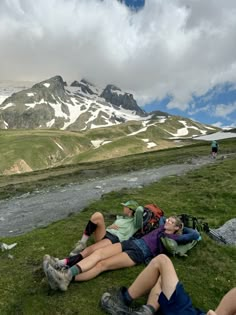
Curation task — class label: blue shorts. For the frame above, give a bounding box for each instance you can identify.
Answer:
[158,282,205,315]
[103,231,120,244]
[121,239,153,264]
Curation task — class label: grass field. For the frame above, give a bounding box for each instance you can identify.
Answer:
[0,139,235,314]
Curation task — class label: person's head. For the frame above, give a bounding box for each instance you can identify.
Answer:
[164,216,184,234]
[121,200,139,217]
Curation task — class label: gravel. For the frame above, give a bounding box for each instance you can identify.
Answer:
[0,156,221,237]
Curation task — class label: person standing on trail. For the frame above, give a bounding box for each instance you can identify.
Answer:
[211,140,218,158]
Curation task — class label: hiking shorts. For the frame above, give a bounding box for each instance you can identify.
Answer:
[158,282,205,315]
[103,231,120,244]
[121,239,153,264]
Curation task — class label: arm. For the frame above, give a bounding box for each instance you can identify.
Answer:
[159,216,166,226]
[175,227,200,244]
[133,206,144,229]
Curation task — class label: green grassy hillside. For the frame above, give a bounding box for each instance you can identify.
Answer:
[0,129,91,174]
[0,117,218,174]
[0,139,235,314]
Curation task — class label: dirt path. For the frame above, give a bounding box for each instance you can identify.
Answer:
[0,156,217,237]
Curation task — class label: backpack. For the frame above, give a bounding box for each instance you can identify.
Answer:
[133,204,164,238]
[177,213,209,233]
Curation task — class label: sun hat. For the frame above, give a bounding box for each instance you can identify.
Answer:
[121,200,139,211]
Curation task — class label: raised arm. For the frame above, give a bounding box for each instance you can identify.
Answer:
[175,227,200,244]
[134,206,144,229]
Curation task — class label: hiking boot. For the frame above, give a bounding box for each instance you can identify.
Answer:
[131,305,156,315]
[43,255,59,290]
[69,240,86,257]
[101,291,132,315]
[43,254,65,271]
[46,264,72,291]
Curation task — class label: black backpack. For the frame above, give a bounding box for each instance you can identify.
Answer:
[177,213,209,232]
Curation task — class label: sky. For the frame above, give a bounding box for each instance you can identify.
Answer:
[0,0,236,129]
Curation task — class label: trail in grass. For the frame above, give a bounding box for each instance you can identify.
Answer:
[0,156,216,237]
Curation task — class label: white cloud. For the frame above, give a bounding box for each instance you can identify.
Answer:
[214,103,236,117]
[189,102,236,120]
[0,0,236,113]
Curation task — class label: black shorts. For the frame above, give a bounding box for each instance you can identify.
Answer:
[121,239,153,264]
[103,231,120,244]
[212,147,218,153]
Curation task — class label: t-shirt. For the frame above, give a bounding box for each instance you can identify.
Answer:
[106,206,143,242]
[211,141,218,148]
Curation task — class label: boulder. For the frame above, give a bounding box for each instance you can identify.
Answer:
[209,218,236,245]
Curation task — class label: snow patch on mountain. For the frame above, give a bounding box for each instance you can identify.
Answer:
[54,141,64,151]
[166,120,207,139]
[195,131,236,141]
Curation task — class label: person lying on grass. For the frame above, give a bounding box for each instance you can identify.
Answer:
[101,254,236,315]
[43,216,200,292]
[69,200,143,257]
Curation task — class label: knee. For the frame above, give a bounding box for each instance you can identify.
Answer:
[85,249,103,266]
[91,212,104,223]
[96,260,109,272]
[151,254,171,267]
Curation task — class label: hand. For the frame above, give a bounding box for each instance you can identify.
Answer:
[207,310,217,315]
[108,224,119,230]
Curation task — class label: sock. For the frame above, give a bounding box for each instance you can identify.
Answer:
[81,234,89,243]
[120,287,133,306]
[84,220,97,236]
[58,258,67,266]
[66,254,83,267]
[69,264,82,277]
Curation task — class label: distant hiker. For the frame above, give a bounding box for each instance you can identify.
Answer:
[101,254,236,315]
[211,140,219,158]
[69,200,143,257]
[43,216,199,291]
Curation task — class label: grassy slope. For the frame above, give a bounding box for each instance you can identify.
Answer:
[0,117,216,174]
[0,139,235,314]
[0,129,91,174]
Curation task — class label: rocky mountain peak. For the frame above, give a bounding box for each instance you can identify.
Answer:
[70,79,96,95]
[100,84,145,116]
[32,75,66,98]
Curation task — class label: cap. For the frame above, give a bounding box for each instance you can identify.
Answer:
[121,200,139,211]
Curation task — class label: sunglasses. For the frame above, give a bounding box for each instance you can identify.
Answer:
[166,218,176,225]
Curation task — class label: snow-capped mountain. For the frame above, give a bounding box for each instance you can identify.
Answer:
[0,75,220,140]
[0,75,148,130]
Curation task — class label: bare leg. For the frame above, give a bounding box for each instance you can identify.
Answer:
[90,212,107,241]
[77,243,123,273]
[207,288,236,315]
[80,238,112,258]
[69,212,110,257]
[128,254,178,311]
[75,252,136,281]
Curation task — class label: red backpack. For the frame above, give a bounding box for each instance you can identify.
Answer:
[134,203,164,238]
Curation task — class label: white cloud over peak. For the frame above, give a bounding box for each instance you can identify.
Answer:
[0,0,236,113]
